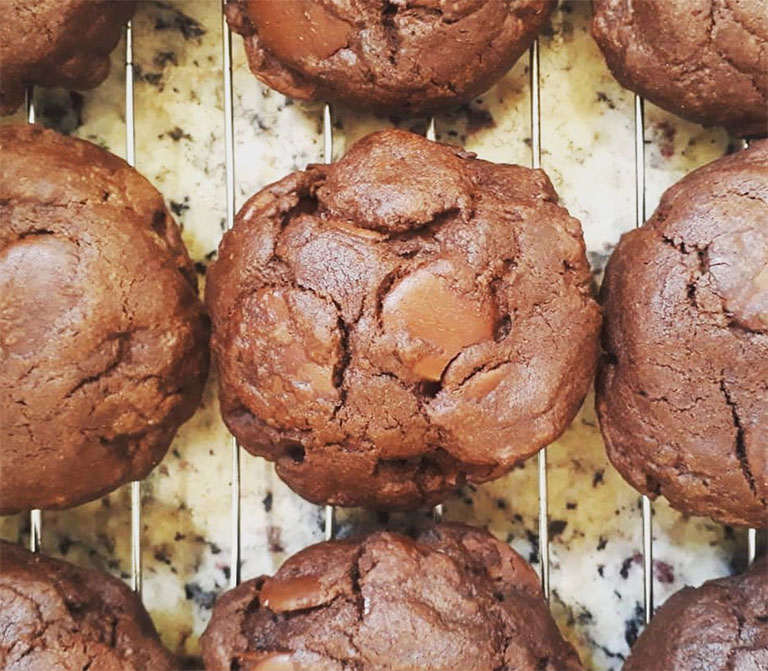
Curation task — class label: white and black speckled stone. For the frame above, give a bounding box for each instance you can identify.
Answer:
[0,1,755,669]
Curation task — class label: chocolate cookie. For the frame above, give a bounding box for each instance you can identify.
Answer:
[0,0,136,116]
[597,140,768,528]
[206,129,600,510]
[225,0,554,116]
[624,558,768,671]
[0,541,177,671]
[0,124,210,513]
[201,523,582,671]
[591,0,768,137]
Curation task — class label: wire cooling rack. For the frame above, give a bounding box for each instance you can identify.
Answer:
[22,0,761,644]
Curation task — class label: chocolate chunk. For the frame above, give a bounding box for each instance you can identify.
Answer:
[381,261,496,382]
[247,0,352,62]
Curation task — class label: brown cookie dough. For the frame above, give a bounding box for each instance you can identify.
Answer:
[0,0,136,116]
[591,0,768,138]
[0,124,210,514]
[201,523,582,671]
[597,140,768,528]
[206,129,600,510]
[225,0,554,116]
[624,558,768,671]
[0,540,177,671]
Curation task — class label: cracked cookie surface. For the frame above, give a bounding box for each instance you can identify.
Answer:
[0,0,136,116]
[0,541,176,671]
[597,140,768,528]
[206,129,600,510]
[591,0,768,137]
[0,124,210,514]
[225,0,554,116]
[201,522,582,671]
[624,558,768,670]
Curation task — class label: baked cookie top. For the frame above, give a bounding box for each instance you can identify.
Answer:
[624,558,768,671]
[226,0,554,116]
[592,0,767,137]
[0,0,136,115]
[598,140,768,527]
[0,541,177,671]
[0,124,210,513]
[206,128,600,510]
[201,523,583,671]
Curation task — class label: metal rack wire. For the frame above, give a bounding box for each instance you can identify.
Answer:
[424,115,444,526]
[220,5,242,588]
[24,86,42,557]
[125,21,143,597]
[633,94,654,624]
[741,140,758,570]
[529,39,551,600]
[322,102,336,542]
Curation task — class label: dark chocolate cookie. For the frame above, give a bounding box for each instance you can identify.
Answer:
[0,124,210,513]
[0,0,136,116]
[624,558,768,671]
[0,541,177,671]
[206,129,600,510]
[597,140,768,528]
[591,0,768,138]
[225,0,554,116]
[201,523,582,671]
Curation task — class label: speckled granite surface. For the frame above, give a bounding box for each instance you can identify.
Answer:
[0,2,762,669]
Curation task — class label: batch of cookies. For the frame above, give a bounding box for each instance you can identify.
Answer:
[0,1,765,670]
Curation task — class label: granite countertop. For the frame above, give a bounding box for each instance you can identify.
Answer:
[0,1,757,669]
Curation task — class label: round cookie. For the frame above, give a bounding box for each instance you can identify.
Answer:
[201,522,582,671]
[0,124,210,513]
[0,0,136,116]
[206,128,600,510]
[624,558,768,671]
[225,0,554,116]
[0,541,177,671]
[591,0,768,138]
[597,140,768,528]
